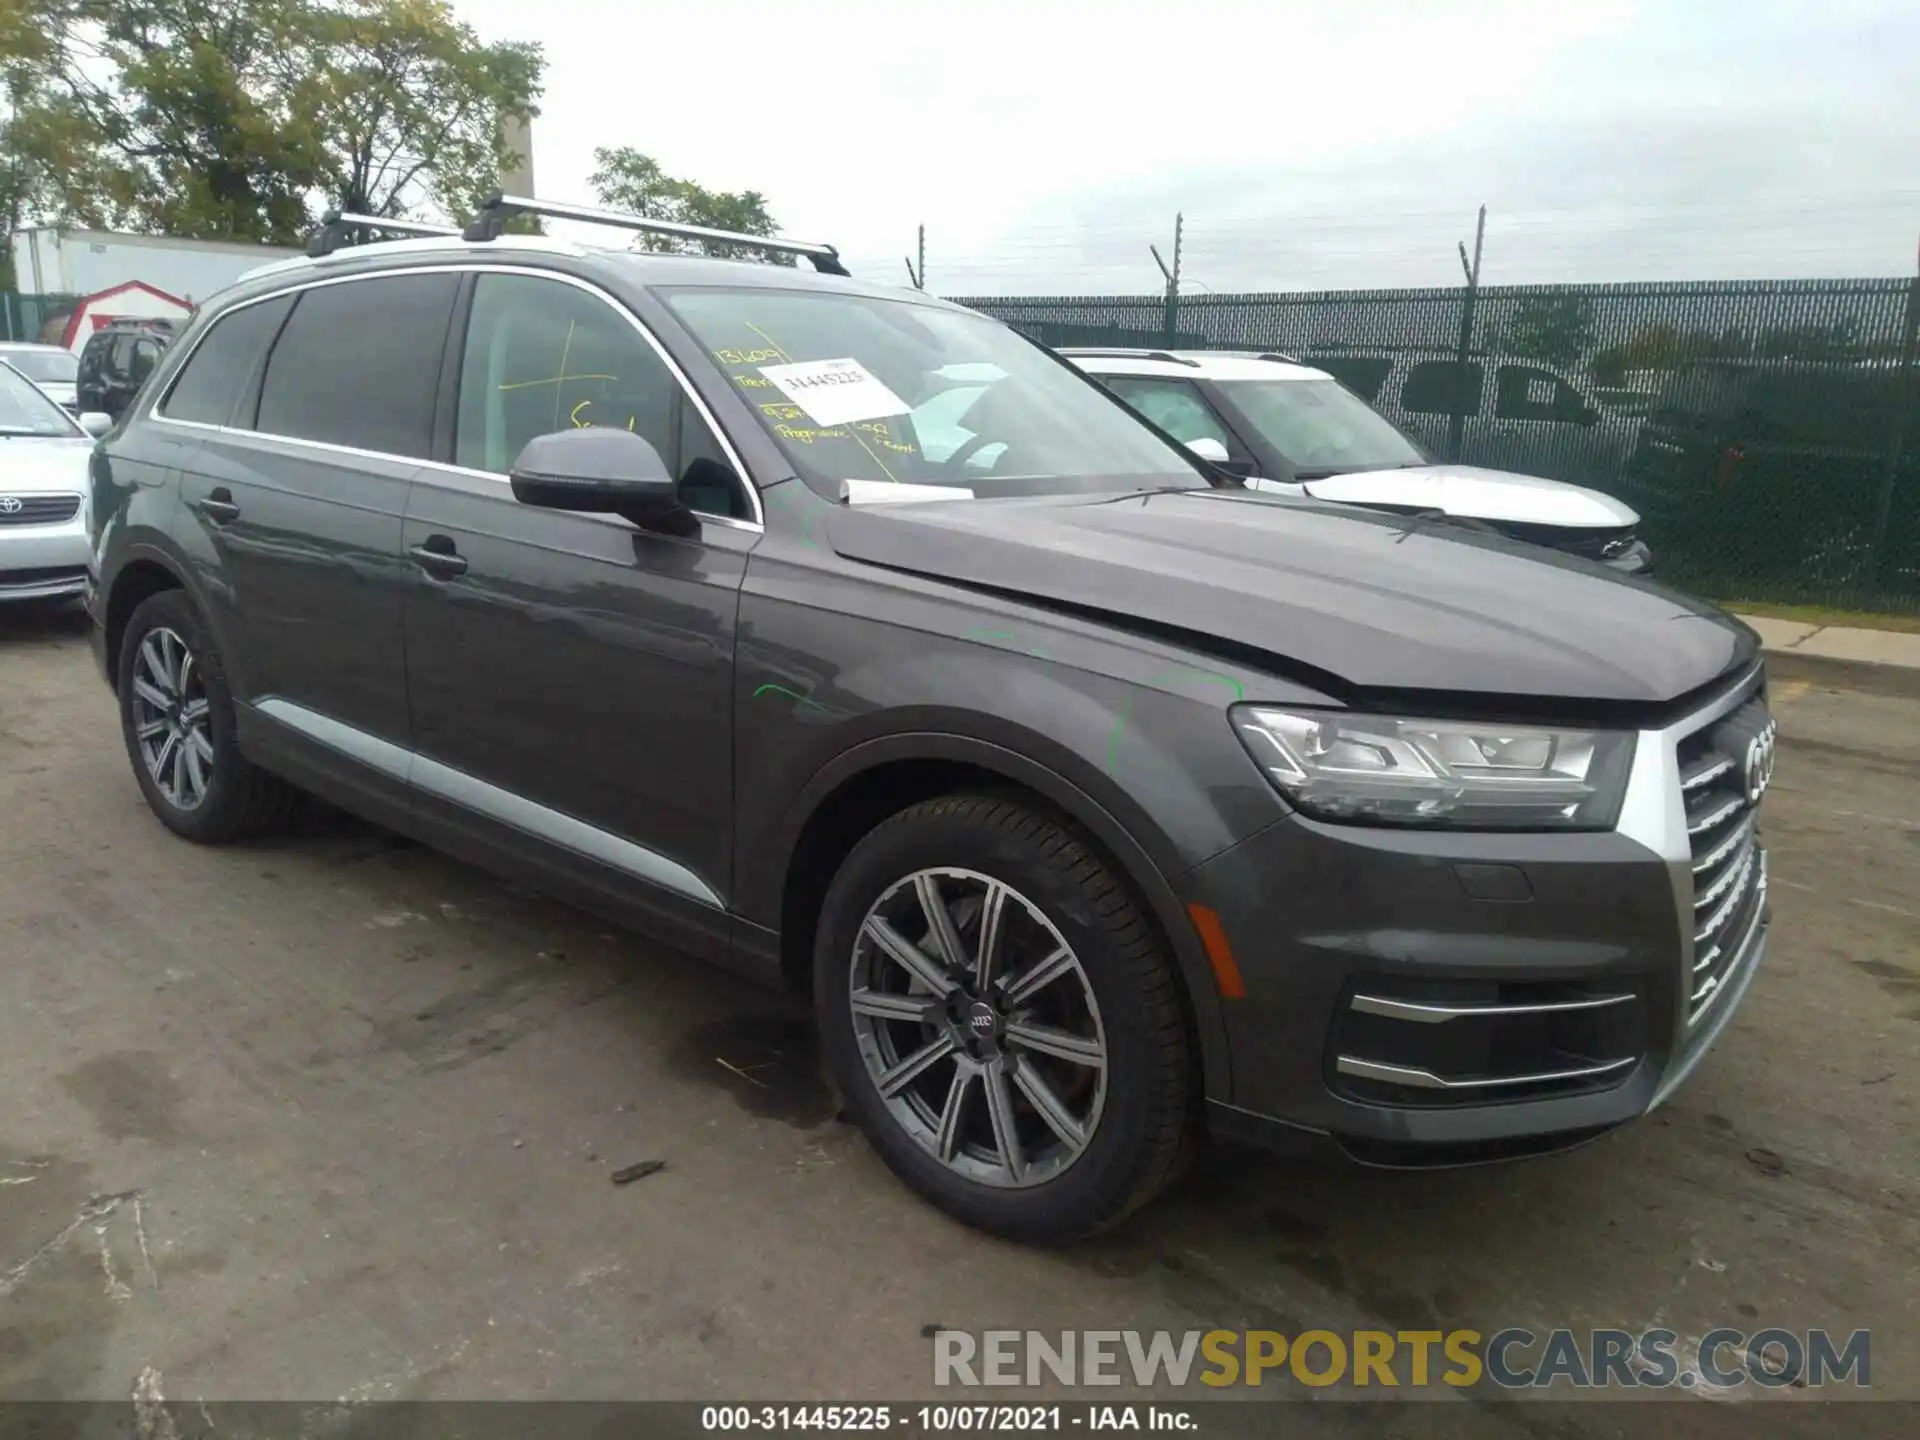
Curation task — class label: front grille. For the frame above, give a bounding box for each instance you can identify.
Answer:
[1329,976,1649,1108]
[1677,699,1772,1023]
[0,494,81,526]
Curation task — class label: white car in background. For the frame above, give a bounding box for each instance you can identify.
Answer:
[1061,348,1653,574]
[0,360,112,603]
[0,341,82,413]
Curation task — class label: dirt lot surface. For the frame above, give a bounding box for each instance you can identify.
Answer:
[1,604,1915,1435]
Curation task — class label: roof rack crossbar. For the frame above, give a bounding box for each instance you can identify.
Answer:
[462,193,851,276]
[1055,347,1200,366]
[306,210,463,258]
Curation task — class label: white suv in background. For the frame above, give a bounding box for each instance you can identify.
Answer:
[1063,349,1652,574]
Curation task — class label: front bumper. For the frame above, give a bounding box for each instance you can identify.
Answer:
[0,508,90,602]
[1185,666,1769,1167]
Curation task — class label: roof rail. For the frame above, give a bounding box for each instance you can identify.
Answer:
[1256,351,1300,364]
[462,193,850,276]
[1055,347,1201,367]
[306,211,463,258]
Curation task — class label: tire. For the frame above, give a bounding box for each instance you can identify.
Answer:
[116,589,299,842]
[815,792,1193,1242]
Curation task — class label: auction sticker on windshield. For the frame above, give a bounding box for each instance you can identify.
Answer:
[760,357,911,428]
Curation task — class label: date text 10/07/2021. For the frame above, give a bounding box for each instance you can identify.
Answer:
[701,1406,1194,1432]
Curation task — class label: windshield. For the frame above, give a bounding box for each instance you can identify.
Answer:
[1,348,78,385]
[1216,378,1425,475]
[0,363,81,437]
[662,287,1201,499]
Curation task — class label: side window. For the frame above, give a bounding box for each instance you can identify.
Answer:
[255,274,459,458]
[1495,364,1587,423]
[1103,377,1234,447]
[454,273,745,519]
[1401,360,1485,417]
[160,295,295,426]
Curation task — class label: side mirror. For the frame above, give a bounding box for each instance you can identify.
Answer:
[1186,437,1231,464]
[509,428,690,533]
[78,411,113,438]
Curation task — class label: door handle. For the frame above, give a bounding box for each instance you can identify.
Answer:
[194,488,240,524]
[409,538,468,578]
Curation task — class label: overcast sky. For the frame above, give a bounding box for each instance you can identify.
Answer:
[452,0,1919,296]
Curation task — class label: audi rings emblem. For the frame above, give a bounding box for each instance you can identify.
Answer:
[1744,720,1777,804]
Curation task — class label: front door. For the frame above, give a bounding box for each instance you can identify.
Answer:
[400,269,758,952]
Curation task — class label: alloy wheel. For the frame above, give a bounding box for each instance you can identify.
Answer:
[849,867,1108,1188]
[129,626,214,811]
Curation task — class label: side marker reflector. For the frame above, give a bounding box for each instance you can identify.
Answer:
[1187,902,1246,1000]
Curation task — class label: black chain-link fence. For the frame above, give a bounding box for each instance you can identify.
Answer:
[962,278,1920,614]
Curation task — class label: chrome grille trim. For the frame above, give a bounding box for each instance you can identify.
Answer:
[1694,846,1758,944]
[0,493,82,526]
[1686,795,1744,838]
[1335,1054,1638,1091]
[1349,992,1636,1024]
[1681,755,1734,792]
[1668,674,1771,1026]
[1693,814,1755,877]
[1690,864,1766,1017]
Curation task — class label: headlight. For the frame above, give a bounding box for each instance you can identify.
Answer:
[1232,705,1635,830]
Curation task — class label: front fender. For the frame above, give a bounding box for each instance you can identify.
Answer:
[731,549,1333,1104]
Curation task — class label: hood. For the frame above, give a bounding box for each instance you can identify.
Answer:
[824,487,1752,706]
[1302,464,1639,528]
[0,434,93,494]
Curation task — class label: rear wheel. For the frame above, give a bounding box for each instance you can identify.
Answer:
[117,590,298,841]
[815,793,1193,1241]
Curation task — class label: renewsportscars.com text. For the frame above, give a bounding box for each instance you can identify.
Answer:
[932,1328,1871,1390]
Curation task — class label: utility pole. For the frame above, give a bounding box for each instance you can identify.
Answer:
[904,224,926,290]
[1151,212,1183,346]
[1447,204,1487,464]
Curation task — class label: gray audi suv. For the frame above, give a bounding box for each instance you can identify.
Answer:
[85,198,1775,1241]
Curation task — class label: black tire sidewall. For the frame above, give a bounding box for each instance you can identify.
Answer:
[815,799,1175,1241]
[117,591,250,840]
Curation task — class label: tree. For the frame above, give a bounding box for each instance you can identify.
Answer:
[280,0,542,223]
[1501,293,1597,373]
[589,145,789,263]
[5,0,541,245]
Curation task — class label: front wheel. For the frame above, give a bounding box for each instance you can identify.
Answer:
[815,793,1194,1241]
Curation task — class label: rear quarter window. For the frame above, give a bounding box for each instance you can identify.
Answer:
[160,295,295,426]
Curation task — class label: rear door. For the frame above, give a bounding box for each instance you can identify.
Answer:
[172,271,459,798]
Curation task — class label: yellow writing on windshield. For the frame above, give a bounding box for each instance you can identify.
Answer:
[774,423,852,444]
[760,402,807,421]
[716,347,783,365]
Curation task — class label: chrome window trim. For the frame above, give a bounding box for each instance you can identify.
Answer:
[1612,661,1767,1024]
[254,698,724,910]
[150,261,764,531]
